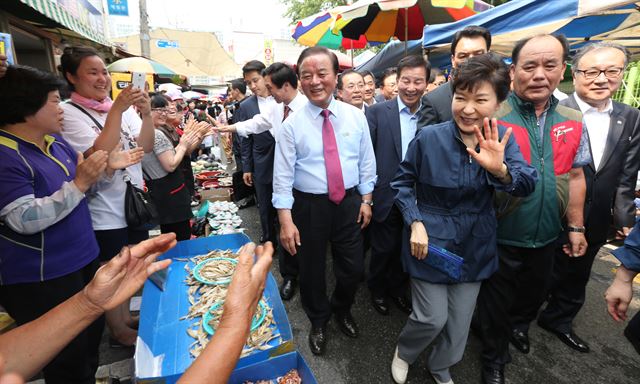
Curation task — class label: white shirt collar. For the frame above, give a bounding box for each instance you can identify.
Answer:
[287,93,307,112]
[574,93,613,115]
[397,96,420,115]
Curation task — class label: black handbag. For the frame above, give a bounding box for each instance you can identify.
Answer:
[124,174,158,229]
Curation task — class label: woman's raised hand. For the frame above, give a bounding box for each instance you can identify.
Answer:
[466,117,512,176]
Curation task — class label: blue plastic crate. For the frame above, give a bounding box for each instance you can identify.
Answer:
[135,234,294,383]
[229,351,318,384]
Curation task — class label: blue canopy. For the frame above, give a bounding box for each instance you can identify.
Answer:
[422,0,640,59]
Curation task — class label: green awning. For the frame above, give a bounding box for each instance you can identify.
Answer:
[19,0,111,47]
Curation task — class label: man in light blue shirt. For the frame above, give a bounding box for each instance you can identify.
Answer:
[272,46,377,356]
[365,55,429,317]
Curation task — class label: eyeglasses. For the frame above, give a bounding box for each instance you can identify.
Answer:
[575,67,624,80]
[344,83,365,91]
[151,108,169,114]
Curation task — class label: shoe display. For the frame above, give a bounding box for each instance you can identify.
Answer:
[509,328,530,354]
[391,347,409,384]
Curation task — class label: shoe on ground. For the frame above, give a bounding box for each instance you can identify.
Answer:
[335,311,359,338]
[371,295,390,315]
[509,328,530,354]
[481,366,505,384]
[391,347,409,384]
[391,295,412,314]
[279,279,296,301]
[537,321,590,353]
[308,326,326,355]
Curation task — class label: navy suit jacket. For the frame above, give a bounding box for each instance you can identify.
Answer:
[417,82,453,128]
[237,96,277,185]
[561,94,640,244]
[366,98,405,222]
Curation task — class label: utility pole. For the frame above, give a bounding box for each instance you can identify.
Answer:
[139,0,151,58]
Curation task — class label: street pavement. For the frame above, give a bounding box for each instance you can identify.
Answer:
[92,202,640,383]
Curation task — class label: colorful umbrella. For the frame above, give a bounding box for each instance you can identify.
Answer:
[107,57,178,77]
[292,7,369,50]
[335,0,491,43]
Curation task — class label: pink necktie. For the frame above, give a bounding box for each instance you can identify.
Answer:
[321,109,345,204]
[282,105,291,122]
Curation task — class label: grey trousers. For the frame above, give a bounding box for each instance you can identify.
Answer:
[397,278,481,382]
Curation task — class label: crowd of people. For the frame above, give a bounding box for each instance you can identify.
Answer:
[0,21,639,384]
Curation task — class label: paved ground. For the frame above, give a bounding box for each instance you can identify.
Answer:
[86,203,640,383]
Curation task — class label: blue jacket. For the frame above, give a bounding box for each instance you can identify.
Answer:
[612,219,640,272]
[391,121,538,283]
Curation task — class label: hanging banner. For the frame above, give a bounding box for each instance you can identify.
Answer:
[111,72,154,99]
[264,39,273,65]
[107,0,129,16]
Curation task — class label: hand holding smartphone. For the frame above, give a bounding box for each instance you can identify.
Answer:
[131,72,146,90]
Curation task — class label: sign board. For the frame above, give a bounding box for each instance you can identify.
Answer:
[156,40,179,49]
[264,39,273,65]
[111,72,154,99]
[107,0,129,16]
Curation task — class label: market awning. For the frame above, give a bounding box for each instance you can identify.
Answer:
[17,0,111,47]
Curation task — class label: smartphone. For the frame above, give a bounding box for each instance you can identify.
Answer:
[131,72,146,90]
[0,33,15,65]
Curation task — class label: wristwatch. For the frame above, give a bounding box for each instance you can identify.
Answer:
[361,200,373,206]
[567,225,586,233]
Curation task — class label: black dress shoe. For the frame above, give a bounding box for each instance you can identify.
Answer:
[279,279,296,301]
[391,295,412,315]
[481,366,505,384]
[371,295,389,315]
[624,325,640,355]
[308,326,327,355]
[537,321,590,353]
[335,312,359,338]
[509,328,530,354]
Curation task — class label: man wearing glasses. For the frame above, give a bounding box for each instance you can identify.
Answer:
[534,42,640,354]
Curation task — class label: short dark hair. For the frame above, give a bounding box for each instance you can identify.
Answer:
[397,55,431,82]
[296,46,339,76]
[429,67,444,83]
[379,67,397,87]
[230,78,246,94]
[60,45,102,92]
[337,69,364,90]
[150,93,169,108]
[242,60,266,77]
[359,70,375,81]
[452,53,511,103]
[0,66,65,126]
[512,34,569,66]
[263,62,298,89]
[451,26,491,56]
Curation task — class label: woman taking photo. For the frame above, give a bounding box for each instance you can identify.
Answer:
[60,45,154,346]
[0,65,132,383]
[389,54,538,384]
[143,94,201,240]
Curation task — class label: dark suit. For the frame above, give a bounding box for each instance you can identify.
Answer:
[366,98,410,298]
[238,96,278,243]
[417,82,453,128]
[374,94,386,103]
[538,94,640,333]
